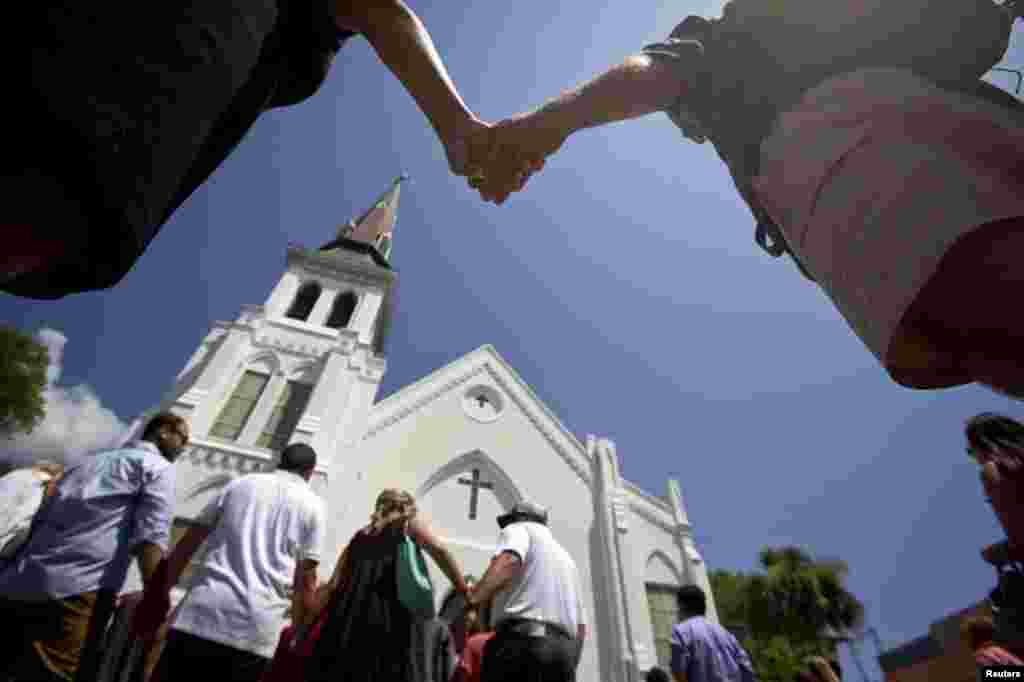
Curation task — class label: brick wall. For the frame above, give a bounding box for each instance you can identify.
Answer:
[880,602,993,682]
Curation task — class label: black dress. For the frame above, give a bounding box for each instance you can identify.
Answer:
[307,526,419,682]
[6,0,352,299]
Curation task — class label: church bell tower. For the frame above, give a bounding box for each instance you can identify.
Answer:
[153,175,407,514]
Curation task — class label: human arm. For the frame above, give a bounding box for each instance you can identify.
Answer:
[476,51,698,203]
[331,0,488,174]
[291,499,328,626]
[291,558,321,628]
[408,516,469,594]
[468,552,522,608]
[808,656,841,682]
[673,672,689,682]
[131,464,177,585]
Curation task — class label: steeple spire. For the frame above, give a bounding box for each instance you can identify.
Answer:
[337,174,408,260]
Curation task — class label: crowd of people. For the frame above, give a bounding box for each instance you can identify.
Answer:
[0,413,593,682]
[3,407,1023,681]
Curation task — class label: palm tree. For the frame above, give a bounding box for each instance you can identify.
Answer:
[746,546,864,650]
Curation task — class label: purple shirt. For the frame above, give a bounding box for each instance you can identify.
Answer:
[0,441,175,600]
[671,616,757,682]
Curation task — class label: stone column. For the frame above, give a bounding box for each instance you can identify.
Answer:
[668,478,718,623]
[297,330,360,464]
[350,291,383,345]
[591,436,636,682]
[264,270,302,318]
[307,287,338,328]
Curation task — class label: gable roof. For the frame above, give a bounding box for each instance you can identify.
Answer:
[365,345,593,486]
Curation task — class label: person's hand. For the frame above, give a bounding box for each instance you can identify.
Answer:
[441,116,494,178]
[471,109,569,204]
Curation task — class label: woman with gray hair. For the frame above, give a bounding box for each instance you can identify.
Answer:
[305,489,468,682]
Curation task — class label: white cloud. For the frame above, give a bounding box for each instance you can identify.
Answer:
[0,329,129,469]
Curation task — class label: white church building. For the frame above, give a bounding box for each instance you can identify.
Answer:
[132,177,717,681]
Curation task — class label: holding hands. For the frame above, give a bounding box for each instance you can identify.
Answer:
[446,108,570,205]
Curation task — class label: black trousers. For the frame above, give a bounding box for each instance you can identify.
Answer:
[151,630,269,682]
[480,631,578,682]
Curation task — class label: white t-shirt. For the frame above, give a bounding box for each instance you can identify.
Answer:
[493,521,585,634]
[171,470,326,659]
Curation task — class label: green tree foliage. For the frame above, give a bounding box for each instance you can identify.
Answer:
[0,326,49,438]
[710,546,864,682]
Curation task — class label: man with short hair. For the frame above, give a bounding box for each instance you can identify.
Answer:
[467,501,586,682]
[671,585,756,682]
[144,442,326,682]
[0,412,186,682]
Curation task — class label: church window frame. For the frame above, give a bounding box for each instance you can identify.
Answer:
[256,379,314,451]
[461,385,505,423]
[325,291,358,330]
[645,582,680,670]
[285,281,322,322]
[210,370,270,442]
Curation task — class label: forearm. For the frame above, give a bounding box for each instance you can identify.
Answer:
[166,526,210,588]
[534,55,685,139]
[357,1,474,139]
[469,565,510,606]
[135,542,165,586]
[429,546,468,594]
[292,561,319,626]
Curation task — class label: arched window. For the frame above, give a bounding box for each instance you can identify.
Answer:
[325,291,358,329]
[286,282,321,321]
[210,370,269,442]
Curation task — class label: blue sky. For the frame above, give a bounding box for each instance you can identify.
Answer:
[2,3,1022,678]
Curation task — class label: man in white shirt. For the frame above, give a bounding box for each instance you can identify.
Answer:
[143,442,326,682]
[466,501,586,682]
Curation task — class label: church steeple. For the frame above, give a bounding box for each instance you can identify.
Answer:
[335,174,408,261]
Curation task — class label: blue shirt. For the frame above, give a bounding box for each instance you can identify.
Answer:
[0,441,175,600]
[671,616,757,682]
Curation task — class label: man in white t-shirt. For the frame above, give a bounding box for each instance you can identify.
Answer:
[142,443,326,682]
[466,501,586,682]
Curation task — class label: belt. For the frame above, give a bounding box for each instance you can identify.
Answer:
[498,618,573,640]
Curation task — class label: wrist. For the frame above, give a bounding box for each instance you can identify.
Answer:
[537,97,580,141]
[436,108,478,145]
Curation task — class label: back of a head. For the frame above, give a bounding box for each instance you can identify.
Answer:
[966,413,1024,467]
[371,488,417,530]
[677,584,708,618]
[645,666,672,682]
[279,442,317,473]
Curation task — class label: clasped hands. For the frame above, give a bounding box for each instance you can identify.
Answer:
[445,110,569,205]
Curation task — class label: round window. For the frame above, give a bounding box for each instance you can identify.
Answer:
[462,385,504,423]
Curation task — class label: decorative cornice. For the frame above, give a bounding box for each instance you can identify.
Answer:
[176,388,208,408]
[628,499,678,536]
[287,245,395,290]
[295,414,322,435]
[182,440,275,475]
[365,365,487,438]
[179,438,330,475]
[483,363,591,487]
[623,480,672,515]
